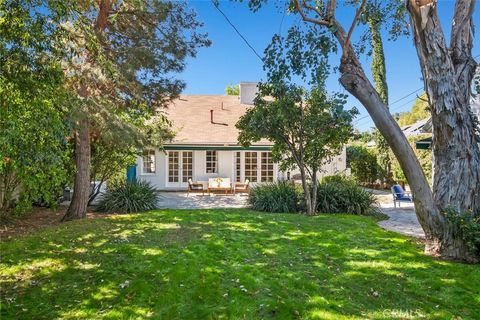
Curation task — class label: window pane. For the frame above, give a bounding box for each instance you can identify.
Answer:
[142,149,156,174]
[245,152,258,182]
[234,152,241,182]
[261,152,273,182]
[206,151,217,174]
[168,151,179,182]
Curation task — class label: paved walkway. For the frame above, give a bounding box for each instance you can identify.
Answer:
[374,191,425,239]
[157,192,249,209]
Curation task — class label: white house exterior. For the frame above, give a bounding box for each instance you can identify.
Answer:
[135,83,347,190]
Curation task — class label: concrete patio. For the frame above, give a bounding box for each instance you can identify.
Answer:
[157,192,249,209]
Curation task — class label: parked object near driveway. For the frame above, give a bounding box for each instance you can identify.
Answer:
[391,184,413,208]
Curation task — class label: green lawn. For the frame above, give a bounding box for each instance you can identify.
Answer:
[1,209,479,319]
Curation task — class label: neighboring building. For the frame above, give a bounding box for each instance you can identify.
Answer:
[401,118,431,137]
[414,95,480,150]
[135,82,347,190]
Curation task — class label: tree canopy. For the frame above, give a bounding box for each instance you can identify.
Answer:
[237,83,357,214]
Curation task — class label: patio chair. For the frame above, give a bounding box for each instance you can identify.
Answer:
[234,179,250,195]
[187,178,205,196]
[391,184,413,208]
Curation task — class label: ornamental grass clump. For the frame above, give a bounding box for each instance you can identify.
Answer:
[316,176,378,216]
[248,181,300,213]
[96,181,159,213]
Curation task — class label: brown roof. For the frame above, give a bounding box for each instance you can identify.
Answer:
[162,95,272,146]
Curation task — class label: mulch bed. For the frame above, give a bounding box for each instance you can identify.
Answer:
[0,206,103,242]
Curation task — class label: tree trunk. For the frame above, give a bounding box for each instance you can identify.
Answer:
[405,0,480,262]
[300,171,314,215]
[327,19,464,259]
[311,169,318,214]
[63,118,91,221]
[294,0,479,262]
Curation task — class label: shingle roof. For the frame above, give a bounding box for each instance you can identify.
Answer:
[163,95,272,146]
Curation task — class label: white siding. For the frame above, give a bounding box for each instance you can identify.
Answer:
[136,147,348,190]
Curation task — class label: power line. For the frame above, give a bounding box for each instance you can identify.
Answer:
[212,1,263,62]
[353,87,422,124]
[354,53,480,126]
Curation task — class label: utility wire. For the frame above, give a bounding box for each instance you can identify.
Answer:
[212,1,263,62]
[354,53,480,126]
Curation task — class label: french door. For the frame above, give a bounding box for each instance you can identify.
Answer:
[168,151,193,187]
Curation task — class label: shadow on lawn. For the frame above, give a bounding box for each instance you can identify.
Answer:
[1,209,479,319]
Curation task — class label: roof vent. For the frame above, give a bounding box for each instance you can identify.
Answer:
[239,82,259,105]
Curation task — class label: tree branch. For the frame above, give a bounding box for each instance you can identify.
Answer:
[344,0,367,51]
[294,0,331,26]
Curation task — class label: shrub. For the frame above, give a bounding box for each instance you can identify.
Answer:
[96,180,159,213]
[444,208,480,255]
[249,181,300,213]
[316,176,378,216]
[346,145,380,185]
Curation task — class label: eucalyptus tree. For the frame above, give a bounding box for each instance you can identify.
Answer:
[59,0,210,221]
[245,0,479,262]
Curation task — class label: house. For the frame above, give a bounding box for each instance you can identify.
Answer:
[135,83,347,190]
[415,95,480,150]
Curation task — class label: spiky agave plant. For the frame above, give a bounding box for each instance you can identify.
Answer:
[316,177,378,215]
[96,181,159,213]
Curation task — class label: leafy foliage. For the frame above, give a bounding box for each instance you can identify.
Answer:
[346,145,380,185]
[395,93,430,127]
[96,181,159,214]
[445,208,480,255]
[390,133,432,184]
[316,176,378,216]
[237,83,357,214]
[248,182,300,213]
[225,84,240,95]
[0,1,73,215]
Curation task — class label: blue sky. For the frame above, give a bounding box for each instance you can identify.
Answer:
[179,1,480,131]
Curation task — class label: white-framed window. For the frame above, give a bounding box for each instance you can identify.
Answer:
[245,151,258,182]
[168,151,179,182]
[142,149,156,174]
[206,150,218,174]
[261,152,274,182]
[182,151,193,182]
[234,152,241,182]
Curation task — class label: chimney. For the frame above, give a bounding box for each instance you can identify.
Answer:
[239,82,259,105]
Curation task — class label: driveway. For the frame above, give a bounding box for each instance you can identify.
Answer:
[157,192,249,209]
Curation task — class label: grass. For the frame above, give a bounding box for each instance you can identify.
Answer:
[0,209,479,319]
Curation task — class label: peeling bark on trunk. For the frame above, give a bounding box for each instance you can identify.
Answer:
[329,20,478,261]
[293,0,479,262]
[63,117,91,221]
[406,0,480,262]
